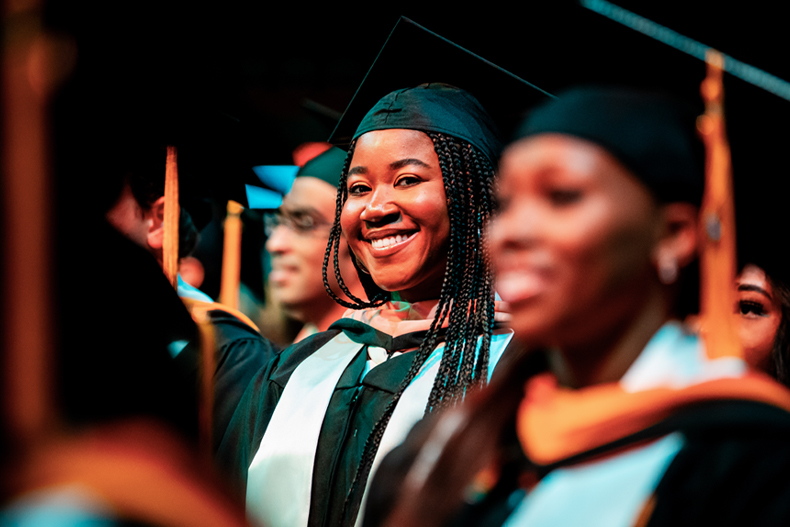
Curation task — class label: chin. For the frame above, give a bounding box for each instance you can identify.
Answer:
[508,309,558,345]
[368,273,412,294]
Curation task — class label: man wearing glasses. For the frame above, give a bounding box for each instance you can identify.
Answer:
[265,148,365,342]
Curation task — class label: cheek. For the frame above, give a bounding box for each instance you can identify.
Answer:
[340,203,361,242]
[559,210,653,293]
[740,316,780,369]
[306,239,329,268]
[412,192,449,244]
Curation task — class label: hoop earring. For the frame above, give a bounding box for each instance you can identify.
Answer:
[658,255,678,285]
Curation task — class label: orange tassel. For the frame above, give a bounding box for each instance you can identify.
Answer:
[163,146,180,289]
[219,200,244,310]
[697,50,742,359]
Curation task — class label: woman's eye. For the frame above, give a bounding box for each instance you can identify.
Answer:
[739,300,767,317]
[395,175,421,187]
[548,189,582,206]
[348,183,370,195]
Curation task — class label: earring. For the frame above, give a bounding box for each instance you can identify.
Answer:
[658,254,678,285]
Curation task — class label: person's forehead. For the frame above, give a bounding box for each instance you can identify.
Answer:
[738,265,772,292]
[282,176,337,218]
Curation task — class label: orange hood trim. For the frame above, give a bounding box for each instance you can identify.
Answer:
[517,372,790,466]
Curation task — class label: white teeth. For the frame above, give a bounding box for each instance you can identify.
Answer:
[370,234,409,249]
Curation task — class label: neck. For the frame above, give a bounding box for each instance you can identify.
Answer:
[550,284,674,389]
[306,301,349,333]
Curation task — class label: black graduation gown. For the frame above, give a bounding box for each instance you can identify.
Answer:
[363,398,790,527]
[217,327,423,527]
[175,306,277,452]
[217,319,515,527]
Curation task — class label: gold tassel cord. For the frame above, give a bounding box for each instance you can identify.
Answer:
[192,308,216,460]
[2,0,61,445]
[219,200,244,310]
[163,146,180,289]
[697,50,742,359]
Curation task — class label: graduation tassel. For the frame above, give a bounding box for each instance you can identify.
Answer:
[192,308,216,460]
[580,2,755,360]
[163,146,180,289]
[219,200,244,310]
[2,0,61,445]
[697,50,742,359]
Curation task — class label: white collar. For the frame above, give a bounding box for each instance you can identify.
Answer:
[619,321,747,393]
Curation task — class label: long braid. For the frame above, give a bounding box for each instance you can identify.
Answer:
[336,132,498,525]
[322,140,388,309]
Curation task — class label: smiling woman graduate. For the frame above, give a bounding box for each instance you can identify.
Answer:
[216,18,549,527]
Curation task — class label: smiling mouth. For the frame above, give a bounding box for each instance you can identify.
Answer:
[366,232,417,250]
[495,269,551,304]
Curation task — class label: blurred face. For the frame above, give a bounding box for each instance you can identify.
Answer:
[341,129,450,302]
[106,182,151,248]
[489,134,661,347]
[736,264,782,371]
[266,177,338,316]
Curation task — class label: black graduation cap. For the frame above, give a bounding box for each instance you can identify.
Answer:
[111,108,281,229]
[295,146,347,188]
[166,109,273,210]
[329,17,552,156]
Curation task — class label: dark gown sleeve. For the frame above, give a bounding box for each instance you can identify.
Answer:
[208,309,278,452]
[214,329,341,497]
[647,401,790,527]
[172,308,278,452]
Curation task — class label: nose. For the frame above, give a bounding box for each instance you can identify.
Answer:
[265,224,292,255]
[360,187,401,227]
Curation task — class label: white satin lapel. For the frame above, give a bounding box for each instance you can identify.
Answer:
[246,333,363,527]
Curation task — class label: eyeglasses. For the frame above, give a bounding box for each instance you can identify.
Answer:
[264,210,331,237]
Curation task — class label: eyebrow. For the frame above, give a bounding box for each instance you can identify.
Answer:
[389,158,431,171]
[280,206,323,218]
[737,283,773,300]
[347,158,431,177]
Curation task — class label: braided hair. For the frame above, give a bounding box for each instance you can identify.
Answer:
[321,131,498,524]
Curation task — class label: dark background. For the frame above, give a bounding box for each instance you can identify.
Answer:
[46,0,790,279]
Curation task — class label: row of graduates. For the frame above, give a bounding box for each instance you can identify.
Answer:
[219,22,790,527]
[6,17,790,527]
[223,91,790,527]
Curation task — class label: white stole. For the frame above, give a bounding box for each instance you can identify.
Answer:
[246,333,363,527]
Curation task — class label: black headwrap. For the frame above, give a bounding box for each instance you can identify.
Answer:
[515,86,704,205]
[353,83,502,164]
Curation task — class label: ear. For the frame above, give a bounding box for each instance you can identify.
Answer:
[145,196,166,250]
[651,203,699,277]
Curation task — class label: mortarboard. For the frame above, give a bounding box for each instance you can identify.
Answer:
[329,17,552,161]
[248,166,299,210]
[295,146,347,188]
[166,110,278,210]
[246,147,347,209]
